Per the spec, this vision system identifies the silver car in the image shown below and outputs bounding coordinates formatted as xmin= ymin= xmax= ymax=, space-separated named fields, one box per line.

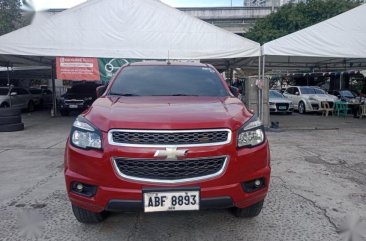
xmin=283 ymin=86 xmax=338 ymax=114
xmin=0 ymin=87 xmax=35 ymax=111
xmin=269 ymin=90 xmax=294 ymax=114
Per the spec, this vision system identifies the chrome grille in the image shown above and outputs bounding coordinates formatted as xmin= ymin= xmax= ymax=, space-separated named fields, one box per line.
xmin=65 ymin=100 xmax=84 ymax=104
xmin=109 ymin=129 xmax=231 ymax=147
xmin=113 ymin=156 xmax=227 ymax=183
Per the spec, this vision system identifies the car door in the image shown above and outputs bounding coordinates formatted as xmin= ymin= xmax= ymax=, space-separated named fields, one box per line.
xmin=283 ymin=87 xmax=295 ymax=103
xmin=9 ymin=88 xmax=23 ymax=108
xmin=291 ymin=87 xmax=302 ymax=107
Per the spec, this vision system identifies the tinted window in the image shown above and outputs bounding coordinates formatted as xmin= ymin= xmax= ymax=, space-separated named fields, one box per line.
xmin=340 ymin=90 xmax=354 ymax=98
xmin=70 ymin=84 xmax=98 ymax=93
xmin=30 ymin=89 xmax=42 ymax=94
xmin=300 ymin=87 xmax=325 ymax=94
xmin=110 ymin=66 xmax=228 ymax=97
xmin=0 ymin=88 xmax=9 ymax=95
xmin=270 ymin=90 xmax=284 ymax=98
xmin=13 ymin=88 xmax=28 ymax=95
xmin=286 ymin=87 xmax=294 ymax=95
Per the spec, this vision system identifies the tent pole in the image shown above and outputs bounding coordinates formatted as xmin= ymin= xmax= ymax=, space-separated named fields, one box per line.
xmin=51 ymin=60 xmax=57 ymax=117
xmin=7 ymin=65 xmax=12 ymax=107
xmin=339 ymin=72 xmax=342 ymax=90
xmin=262 ymin=54 xmax=266 ymax=125
xmin=258 ymin=54 xmax=262 ymax=119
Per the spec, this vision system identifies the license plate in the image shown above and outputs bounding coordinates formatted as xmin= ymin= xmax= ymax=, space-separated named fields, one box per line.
xmin=143 ymin=191 xmax=200 ymax=212
xmin=278 ymin=106 xmax=287 ymax=110
xmin=69 ymin=105 xmax=78 ymax=109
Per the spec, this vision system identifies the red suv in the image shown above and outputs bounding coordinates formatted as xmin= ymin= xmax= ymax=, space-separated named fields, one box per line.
xmin=64 ymin=62 xmax=271 ymax=223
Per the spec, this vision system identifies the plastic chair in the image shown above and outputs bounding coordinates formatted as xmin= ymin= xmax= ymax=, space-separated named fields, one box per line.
xmin=334 ymin=101 xmax=350 ymax=117
xmin=360 ymin=105 xmax=366 ymax=119
xmin=321 ymin=102 xmax=333 ymax=117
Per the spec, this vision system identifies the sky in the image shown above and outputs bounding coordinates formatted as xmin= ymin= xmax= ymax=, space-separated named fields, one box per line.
xmin=26 ymin=0 xmax=244 ymax=11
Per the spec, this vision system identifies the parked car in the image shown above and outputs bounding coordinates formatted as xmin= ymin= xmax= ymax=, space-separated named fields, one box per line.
xmin=269 ymin=90 xmax=294 ymax=114
xmin=58 ymin=82 xmax=101 ymax=116
xmin=283 ymin=86 xmax=338 ymax=114
xmin=64 ymin=62 xmax=271 ymax=223
xmin=0 ymin=87 xmax=36 ymax=111
xmin=328 ymin=90 xmax=363 ymax=103
xmin=29 ymin=88 xmax=53 ymax=108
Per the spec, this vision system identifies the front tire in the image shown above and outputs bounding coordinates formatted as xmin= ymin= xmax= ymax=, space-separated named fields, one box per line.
xmin=233 ymin=200 xmax=264 ymax=218
xmin=298 ymin=102 xmax=306 ymax=114
xmin=72 ymin=205 xmax=106 ymax=223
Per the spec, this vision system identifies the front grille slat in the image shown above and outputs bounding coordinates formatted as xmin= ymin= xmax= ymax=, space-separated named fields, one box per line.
xmin=114 ymin=157 xmax=226 ymax=181
xmin=110 ymin=130 xmax=230 ymax=146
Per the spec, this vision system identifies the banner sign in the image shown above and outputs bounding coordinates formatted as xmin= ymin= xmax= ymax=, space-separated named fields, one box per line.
xmin=56 ymin=57 xmax=100 ymax=81
xmin=98 ymin=58 xmax=131 ymax=82
xmin=56 ymin=57 xmax=197 ymax=84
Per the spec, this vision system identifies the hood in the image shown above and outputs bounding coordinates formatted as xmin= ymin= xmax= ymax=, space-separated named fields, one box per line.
xmin=84 ymin=96 xmax=252 ymax=132
xmin=269 ymin=98 xmax=292 ymax=104
xmin=303 ymin=94 xmax=337 ymax=101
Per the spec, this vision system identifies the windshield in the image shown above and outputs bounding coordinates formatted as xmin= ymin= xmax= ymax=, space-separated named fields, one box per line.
xmin=300 ymin=87 xmax=325 ymax=95
xmin=269 ymin=90 xmax=284 ymax=98
xmin=340 ymin=90 xmax=355 ymax=98
xmin=109 ymin=66 xmax=229 ymax=97
xmin=0 ymin=88 xmax=9 ymax=95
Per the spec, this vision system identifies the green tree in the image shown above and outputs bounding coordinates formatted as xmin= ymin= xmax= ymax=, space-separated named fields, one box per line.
xmin=245 ymin=0 xmax=362 ymax=44
xmin=0 ymin=0 xmax=22 ymax=36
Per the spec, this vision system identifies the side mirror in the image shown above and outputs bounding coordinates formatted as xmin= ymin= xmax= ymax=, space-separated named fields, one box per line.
xmin=10 ymin=92 xmax=17 ymax=96
xmin=230 ymin=86 xmax=240 ymax=98
xmin=295 ymin=92 xmax=299 ymax=95
xmin=96 ymin=85 xmax=107 ymax=98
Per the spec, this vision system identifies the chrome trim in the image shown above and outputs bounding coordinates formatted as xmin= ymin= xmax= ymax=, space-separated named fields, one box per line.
xmin=108 ymin=128 xmax=232 ymax=148
xmin=112 ymin=156 xmax=228 ymax=184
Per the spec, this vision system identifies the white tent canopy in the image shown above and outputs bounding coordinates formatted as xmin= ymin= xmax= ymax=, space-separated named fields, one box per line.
xmin=0 ymin=0 xmax=260 ymax=62
xmin=263 ymin=3 xmax=366 ymax=72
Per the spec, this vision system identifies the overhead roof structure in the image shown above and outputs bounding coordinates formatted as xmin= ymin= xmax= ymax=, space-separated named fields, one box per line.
xmin=0 ymin=0 xmax=260 ymax=67
xmin=262 ymin=3 xmax=366 ymax=72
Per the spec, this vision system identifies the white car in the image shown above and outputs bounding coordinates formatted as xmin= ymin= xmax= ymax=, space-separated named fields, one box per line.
xmin=283 ymin=86 xmax=338 ymax=114
xmin=269 ymin=90 xmax=294 ymax=114
xmin=0 ymin=87 xmax=36 ymax=111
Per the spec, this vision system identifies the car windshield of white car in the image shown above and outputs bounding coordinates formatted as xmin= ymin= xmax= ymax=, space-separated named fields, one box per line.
xmin=0 ymin=88 xmax=9 ymax=95
xmin=270 ymin=91 xmax=284 ymax=98
xmin=300 ymin=87 xmax=325 ymax=95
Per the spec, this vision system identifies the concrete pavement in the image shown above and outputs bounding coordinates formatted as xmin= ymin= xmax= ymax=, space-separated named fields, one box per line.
xmin=0 ymin=111 xmax=365 ymax=241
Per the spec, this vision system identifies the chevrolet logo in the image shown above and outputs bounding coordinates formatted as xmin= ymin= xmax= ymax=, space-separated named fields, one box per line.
xmin=154 ymin=147 xmax=188 ymax=160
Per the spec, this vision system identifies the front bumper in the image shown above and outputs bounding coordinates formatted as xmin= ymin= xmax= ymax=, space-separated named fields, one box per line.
xmin=269 ymin=104 xmax=294 ymax=113
xmin=64 ymin=134 xmax=271 ymax=213
xmin=304 ymin=100 xmax=334 ymax=112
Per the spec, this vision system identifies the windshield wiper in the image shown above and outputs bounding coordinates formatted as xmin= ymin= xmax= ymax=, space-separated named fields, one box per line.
xmin=109 ymin=92 xmax=140 ymax=96
xmin=170 ymin=94 xmax=199 ymax=96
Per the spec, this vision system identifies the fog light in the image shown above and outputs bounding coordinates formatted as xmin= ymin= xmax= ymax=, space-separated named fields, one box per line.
xmin=242 ymin=178 xmax=265 ymax=193
xmin=254 ymin=179 xmax=262 ymax=187
xmin=76 ymin=183 xmax=83 ymax=192
xmin=71 ymin=182 xmax=97 ymax=197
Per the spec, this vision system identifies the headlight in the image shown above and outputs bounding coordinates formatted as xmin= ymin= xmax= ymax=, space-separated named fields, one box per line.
xmin=70 ymin=116 xmax=102 ymax=150
xmin=269 ymin=102 xmax=275 ymax=105
xmin=237 ymin=116 xmax=265 ymax=148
